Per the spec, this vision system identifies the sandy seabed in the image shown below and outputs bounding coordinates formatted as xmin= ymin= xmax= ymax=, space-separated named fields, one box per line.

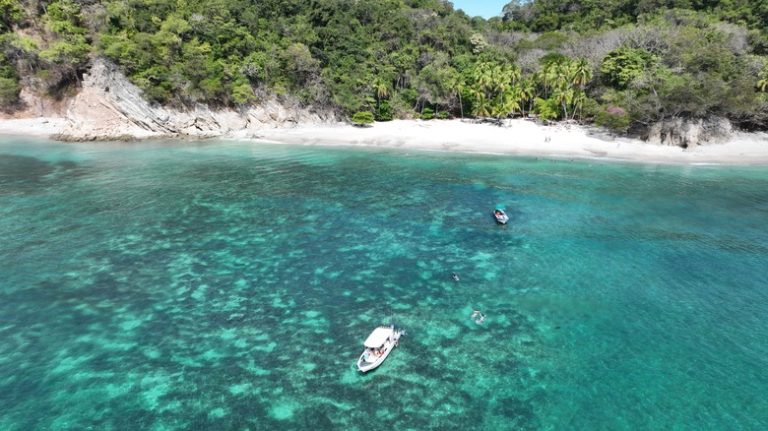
xmin=3 ymin=117 xmax=768 ymax=165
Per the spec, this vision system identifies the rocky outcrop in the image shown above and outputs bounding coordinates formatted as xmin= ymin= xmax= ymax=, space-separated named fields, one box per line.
xmin=56 ymin=58 xmax=337 ymax=141
xmin=645 ymin=117 xmax=733 ymax=149
xmin=0 ymin=89 xmax=68 ymax=120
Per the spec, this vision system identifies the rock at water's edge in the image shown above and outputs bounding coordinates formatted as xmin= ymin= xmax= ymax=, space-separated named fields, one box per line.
xmin=56 ymin=58 xmax=336 ymax=141
xmin=645 ymin=117 xmax=732 ymax=148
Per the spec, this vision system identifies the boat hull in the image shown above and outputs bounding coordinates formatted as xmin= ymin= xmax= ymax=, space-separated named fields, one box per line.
xmin=493 ymin=211 xmax=509 ymax=224
xmin=357 ymin=344 xmax=395 ymax=373
xmin=356 ymin=327 xmax=401 ymax=373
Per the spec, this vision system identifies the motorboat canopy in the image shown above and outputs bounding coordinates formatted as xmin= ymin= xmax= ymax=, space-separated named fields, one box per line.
xmin=357 ymin=325 xmax=403 ymax=373
xmin=364 ymin=326 xmax=394 ymax=348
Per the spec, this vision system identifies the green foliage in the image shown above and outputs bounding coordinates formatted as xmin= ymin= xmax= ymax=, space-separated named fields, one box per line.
xmin=376 ymin=100 xmax=394 ymax=121
xmin=351 ymin=111 xmax=375 ymax=126
xmin=282 ymin=43 xmax=319 ymax=83
xmin=420 ymin=107 xmax=435 ymax=120
xmin=533 ymin=97 xmax=559 ymax=122
xmin=2 ymin=0 xmax=767 ymax=135
xmin=0 ymin=77 xmax=20 ymax=108
xmin=0 ymin=40 xmax=21 ymax=108
xmin=466 ymin=60 xmax=522 ymax=118
xmin=388 ymin=92 xmax=416 ymax=118
xmin=20 ymin=0 xmax=93 ymax=95
xmin=90 ymin=0 xmax=482 ymax=109
xmin=537 ymin=58 xmax=594 ymax=120
xmin=0 ymin=50 xmax=15 ymax=78
xmin=601 ymin=48 xmax=657 ymax=88
xmin=595 ymin=106 xmax=631 ymax=133
xmin=470 ymin=33 xmax=489 ymax=54
xmin=231 ymin=78 xmax=256 ymax=106
xmin=457 ymin=54 xmax=596 ymax=121
xmin=40 ymin=37 xmax=90 ymax=65
xmin=503 ymin=0 xmax=768 ymax=39
xmin=592 ymin=14 xmax=766 ymax=127
xmin=758 ymin=65 xmax=768 ymax=92
xmin=0 ymin=0 xmax=24 ymax=33
xmin=530 ymin=32 xmax=569 ymax=51
xmin=579 ymin=96 xmax=601 ymax=119
xmin=539 ymin=52 xmax=567 ymax=66
xmin=45 ymin=0 xmax=87 ymax=36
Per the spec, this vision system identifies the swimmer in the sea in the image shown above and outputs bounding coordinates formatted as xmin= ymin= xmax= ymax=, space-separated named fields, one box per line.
xmin=471 ymin=310 xmax=486 ymax=324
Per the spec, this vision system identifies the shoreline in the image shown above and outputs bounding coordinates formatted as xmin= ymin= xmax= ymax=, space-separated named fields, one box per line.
xmin=244 ymin=119 xmax=768 ymax=166
xmin=0 ymin=117 xmax=69 ymax=138
xmin=2 ymin=117 xmax=768 ymax=165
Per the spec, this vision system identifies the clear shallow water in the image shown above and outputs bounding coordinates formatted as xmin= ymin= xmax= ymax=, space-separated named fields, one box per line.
xmin=1 ymin=138 xmax=767 ymax=430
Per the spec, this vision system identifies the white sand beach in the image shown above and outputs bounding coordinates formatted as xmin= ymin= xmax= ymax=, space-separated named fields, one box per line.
xmin=2 ymin=116 xmax=768 ymax=165
xmin=253 ymin=119 xmax=768 ymax=165
xmin=0 ymin=117 xmax=68 ymax=138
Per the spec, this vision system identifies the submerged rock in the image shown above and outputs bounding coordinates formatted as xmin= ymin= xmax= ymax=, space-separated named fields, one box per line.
xmin=645 ymin=117 xmax=732 ymax=149
xmin=56 ymin=58 xmax=337 ymax=141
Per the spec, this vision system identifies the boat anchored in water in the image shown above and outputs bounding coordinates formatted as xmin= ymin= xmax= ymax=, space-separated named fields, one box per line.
xmin=356 ymin=325 xmax=402 ymax=373
xmin=493 ymin=205 xmax=509 ymax=225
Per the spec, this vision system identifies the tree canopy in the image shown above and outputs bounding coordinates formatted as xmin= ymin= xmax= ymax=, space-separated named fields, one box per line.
xmin=1 ymin=0 xmax=767 ymax=132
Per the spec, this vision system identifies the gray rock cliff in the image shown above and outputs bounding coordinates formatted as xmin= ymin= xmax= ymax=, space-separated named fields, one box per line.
xmin=56 ymin=59 xmax=337 ymax=141
xmin=645 ymin=117 xmax=733 ymax=148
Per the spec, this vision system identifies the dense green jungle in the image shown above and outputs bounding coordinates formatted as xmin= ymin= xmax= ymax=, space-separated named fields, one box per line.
xmin=2 ymin=0 xmax=768 ymax=132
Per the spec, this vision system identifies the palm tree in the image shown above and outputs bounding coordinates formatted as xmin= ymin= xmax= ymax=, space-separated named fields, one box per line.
xmin=471 ymin=90 xmax=491 ymax=118
xmin=508 ymin=65 xmax=522 ymax=85
xmin=490 ymin=65 xmax=506 ymax=95
xmin=469 ymin=61 xmax=529 ymax=119
xmin=571 ymin=58 xmax=592 ymax=89
xmin=469 ymin=62 xmax=499 ymax=118
xmin=501 ymin=86 xmax=524 ymax=118
xmin=552 ymin=63 xmax=570 ymax=93
xmin=537 ymin=66 xmax=551 ymax=98
xmin=553 ymin=87 xmax=574 ymax=120
xmin=758 ymin=67 xmax=768 ymax=92
xmin=572 ymin=90 xmax=587 ymax=120
xmin=539 ymin=62 xmax=564 ymax=98
xmin=373 ymin=76 xmax=390 ymax=101
xmin=372 ymin=75 xmax=390 ymax=115
xmin=474 ymin=62 xmax=494 ymax=92
xmin=519 ymin=77 xmax=536 ymax=116
xmin=449 ymin=76 xmax=466 ymax=119
xmin=497 ymin=64 xmax=521 ymax=90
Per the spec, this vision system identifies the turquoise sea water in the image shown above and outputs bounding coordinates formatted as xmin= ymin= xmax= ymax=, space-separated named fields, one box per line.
xmin=1 ymin=138 xmax=767 ymax=430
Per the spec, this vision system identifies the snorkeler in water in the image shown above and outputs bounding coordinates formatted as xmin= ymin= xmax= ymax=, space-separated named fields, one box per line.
xmin=471 ymin=310 xmax=486 ymax=325
xmin=451 ymin=272 xmax=460 ymax=282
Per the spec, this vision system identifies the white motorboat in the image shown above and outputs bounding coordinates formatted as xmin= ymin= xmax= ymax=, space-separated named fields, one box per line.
xmin=356 ymin=325 xmax=402 ymax=373
xmin=493 ymin=206 xmax=509 ymax=225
